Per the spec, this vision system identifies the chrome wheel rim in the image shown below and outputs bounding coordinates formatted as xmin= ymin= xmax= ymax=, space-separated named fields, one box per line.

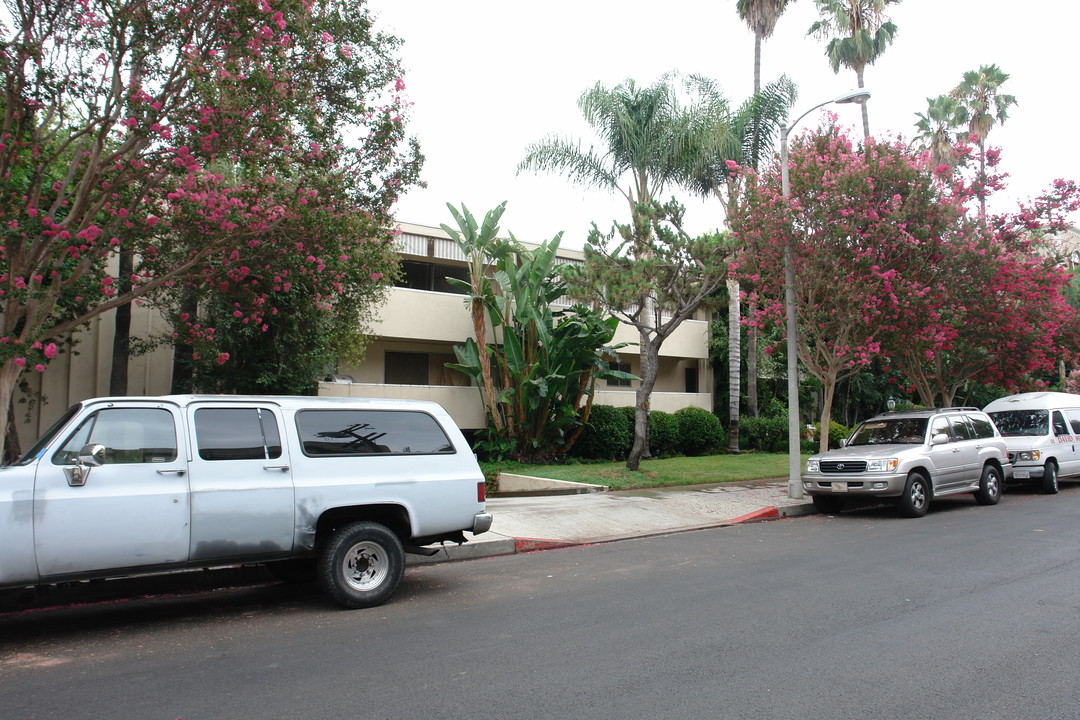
xmin=911 ymin=481 xmax=927 ymax=509
xmin=987 ymin=471 xmax=1000 ymax=498
xmin=341 ymin=541 xmax=388 ymax=592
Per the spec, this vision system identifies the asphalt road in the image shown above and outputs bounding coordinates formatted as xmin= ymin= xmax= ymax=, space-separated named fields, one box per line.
xmin=3 ymin=485 xmax=1080 ymax=720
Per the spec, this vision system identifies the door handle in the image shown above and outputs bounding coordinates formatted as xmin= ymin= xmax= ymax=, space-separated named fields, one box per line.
xmin=156 ymin=469 xmax=186 ymax=476
xmin=263 ymin=465 xmax=290 ymax=472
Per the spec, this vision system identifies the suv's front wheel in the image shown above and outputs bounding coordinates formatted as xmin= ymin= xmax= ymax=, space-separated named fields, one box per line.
xmin=974 ymin=464 xmax=1002 ymax=505
xmin=896 ymin=471 xmax=930 ymax=518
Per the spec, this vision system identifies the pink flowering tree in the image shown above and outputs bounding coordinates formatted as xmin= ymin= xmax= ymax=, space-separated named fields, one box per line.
xmin=886 ymin=178 xmax=1080 ymax=404
xmin=732 ymin=125 xmax=963 ymax=452
xmin=0 ymin=0 xmax=421 ymax=456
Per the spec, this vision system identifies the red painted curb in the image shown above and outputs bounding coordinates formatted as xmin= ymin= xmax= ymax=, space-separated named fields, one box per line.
xmin=514 ymin=537 xmax=581 ymax=552
xmin=729 ymin=506 xmax=780 ymax=524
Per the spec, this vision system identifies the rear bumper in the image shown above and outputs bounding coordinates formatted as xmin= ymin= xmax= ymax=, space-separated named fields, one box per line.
xmin=472 ymin=512 xmax=493 ymax=535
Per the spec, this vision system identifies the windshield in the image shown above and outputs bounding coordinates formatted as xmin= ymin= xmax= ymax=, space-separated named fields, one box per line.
xmin=988 ymin=409 xmax=1049 ymax=437
xmin=849 ymin=418 xmax=928 ymax=446
xmin=8 ymin=403 xmax=82 ymax=467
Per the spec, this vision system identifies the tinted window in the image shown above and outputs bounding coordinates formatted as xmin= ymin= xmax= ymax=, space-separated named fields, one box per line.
xmin=989 ymin=409 xmax=1048 ymax=437
xmin=53 ymin=408 xmax=177 ymax=465
xmin=949 ymin=415 xmax=975 ymax=440
xmin=297 ymin=410 xmax=454 ymax=456
xmin=1053 ymin=411 xmax=1070 ymax=436
xmin=195 ymin=408 xmax=282 ymax=461
xmin=930 ymin=417 xmax=951 ymax=440
xmin=967 ymin=414 xmax=995 ymax=439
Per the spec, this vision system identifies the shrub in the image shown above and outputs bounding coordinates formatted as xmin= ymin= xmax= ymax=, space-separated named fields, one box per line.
xmin=739 ymin=414 xmax=788 ymax=452
xmin=649 ymin=410 xmax=679 ymax=458
xmin=674 ymin=406 xmax=725 ymax=456
xmin=572 ymin=405 xmax=633 ymax=460
xmin=828 ymin=421 xmax=851 ymax=448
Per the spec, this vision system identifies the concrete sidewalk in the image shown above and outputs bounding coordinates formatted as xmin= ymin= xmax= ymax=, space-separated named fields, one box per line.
xmin=411 ymin=480 xmax=818 ymax=564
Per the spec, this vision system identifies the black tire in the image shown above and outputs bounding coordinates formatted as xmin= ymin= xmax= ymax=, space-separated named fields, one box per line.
xmin=974 ymin=464 xmax=1002 ymax=506
xmin=1042 ymin=462 xmax=1059 ymax=495
xmin=318 ymin=522 xmax=405 ymax=609
xmin=812 ymin=495 xmax=846 ymax=514
xmin=266 ymin=558 xmax=317 ymax=585
xmin=896 ymin=471 xmax=930 ymax=518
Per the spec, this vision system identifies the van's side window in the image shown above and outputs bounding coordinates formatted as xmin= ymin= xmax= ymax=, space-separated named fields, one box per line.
xmin=297 ymin=410 xmax=454 ymax=456
xmin=1053 ymin=411 xmax=1070 ymax=436
xmin=1065 ymin=409 xmax=1080 ymax=435
xmin=195 ymin=408 xmax=283 ymax=461
xmin=53 ymin=408 xmax=178 ymax=465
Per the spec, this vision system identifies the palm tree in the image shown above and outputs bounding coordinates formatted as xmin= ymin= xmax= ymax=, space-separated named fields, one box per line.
xmin=913 ymin=94 xmax=968 ymax=168
xmin=681 ymin=75 xmax=797 ymax=449
xmin=950 ymin=64 xmax=1017 ymax=220
xmin=736 ymin=0 xmax=798 ymax=94
xmin=519 ymin=75 xmax=732 ymax=469
xmin=808 ymin=0 xmax=900 ymax=138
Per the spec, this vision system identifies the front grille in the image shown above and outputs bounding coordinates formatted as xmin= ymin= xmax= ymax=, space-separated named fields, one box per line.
xmin=820 ymin=460 xmax=868 ymax=473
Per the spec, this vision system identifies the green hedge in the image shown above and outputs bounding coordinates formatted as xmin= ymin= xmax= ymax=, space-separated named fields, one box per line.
xmin=573 ymin=405 xmax=634 ymax=460
xmin=649 ymin=410 xmax=679 ymax=458
xmin=738 ymin=414 xmax=788 ymax=452
xmin=674 ymin=406 xmax=725 ymax=456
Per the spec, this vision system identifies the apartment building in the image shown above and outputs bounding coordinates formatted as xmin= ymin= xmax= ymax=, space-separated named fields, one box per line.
xmin=15 ymin=221 xmax=712 ymax=446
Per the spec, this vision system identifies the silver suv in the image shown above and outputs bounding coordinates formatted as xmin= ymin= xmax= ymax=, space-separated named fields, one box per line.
xmin=802 ymin=408 xmax=1012 ymax=517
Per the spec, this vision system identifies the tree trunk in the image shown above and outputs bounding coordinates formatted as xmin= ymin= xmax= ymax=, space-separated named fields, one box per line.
xmin=170 ymin=290 xmax=198 ymax=393
xmin=818 ymin=373 xmax=837 ymax=455
xmin=0 ymin=359 xmax=24 ymax=461
xmin=857 ymin=68 xmax=870 ymax=140
xmin=727 ymin=276 xmax=741 ymax=453
xmin=627 ymin=335 xmax=658 ymax=471
xmin=753 ymin=33 xmax=762 ymax=94
xmin=109 ymin=250 xmax=134 ymax=395
xmin=4 ymin=392 xmax=21 ymax=464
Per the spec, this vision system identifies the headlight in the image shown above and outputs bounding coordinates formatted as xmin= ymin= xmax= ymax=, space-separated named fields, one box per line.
xmin=806 ymin=459 xmax=820 ymax=473
xmin=866 ymin=458 xmax=899 ymax=472
xmin=1017 ymin=450 xmax=1041 ymax=462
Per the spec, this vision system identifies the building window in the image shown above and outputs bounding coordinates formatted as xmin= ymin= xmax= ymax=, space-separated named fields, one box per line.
xmin=607 ymin=362 xmax=631 ymax=387
xmin=396 ymin=260 xmax=469 ymax=294
xmin=685 ymin=367 xmax=699 ymax=394
xmin=384 ymin=351 xmax=429 ymax=385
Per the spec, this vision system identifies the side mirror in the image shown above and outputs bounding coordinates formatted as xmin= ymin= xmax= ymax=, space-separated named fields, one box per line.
xmin=79 ymin=443 xmax=106 ymax=467
xmin=839 ymin=438 xmax=848 ymax=448
xmin=65 ymin=443 xmax=106 ymax=486
xmin=931 ymin=433 xmax=950 ymax=446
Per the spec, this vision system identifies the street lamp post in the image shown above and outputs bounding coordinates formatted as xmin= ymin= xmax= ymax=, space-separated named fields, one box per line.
xmin=781 ymin=89 xmax=871 ymax=499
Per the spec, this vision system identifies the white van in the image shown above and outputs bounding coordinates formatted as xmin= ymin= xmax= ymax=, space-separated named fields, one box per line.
xmin=984 ymin=392 xmax=1080 ymax=494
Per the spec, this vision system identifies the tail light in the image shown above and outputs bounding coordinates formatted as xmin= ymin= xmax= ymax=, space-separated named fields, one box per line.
xmin=477 ymin=480 xmax=486 ymax=503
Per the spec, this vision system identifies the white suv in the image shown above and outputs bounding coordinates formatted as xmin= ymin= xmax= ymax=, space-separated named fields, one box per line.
xmin=802 ymin=408 xmax=1012 ymax=517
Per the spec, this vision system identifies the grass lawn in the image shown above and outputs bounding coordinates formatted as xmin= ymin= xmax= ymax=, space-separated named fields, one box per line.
xmin=502 ymin=453 xmax=809 ymax=491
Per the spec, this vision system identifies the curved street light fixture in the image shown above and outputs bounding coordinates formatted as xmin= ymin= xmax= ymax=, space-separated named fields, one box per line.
xmin=780 ymin=89 xmax=871 ymax=500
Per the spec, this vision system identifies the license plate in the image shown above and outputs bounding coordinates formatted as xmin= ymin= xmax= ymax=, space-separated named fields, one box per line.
xmin=1014 ymin=470 xmax=1030 ymax=479
xmin=832 ymin=481 xmax=848 ymax=493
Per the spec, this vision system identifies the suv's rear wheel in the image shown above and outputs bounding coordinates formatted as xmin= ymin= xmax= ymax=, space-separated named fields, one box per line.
xmin=318 ymin=521 xmax=404 ymax=609
xmin=812 ymin=495 xmax=846 ymax=514
xmin=896 ymin=471 xmax=930 ymax=518
xmin=1042 ymin=462 xmax=1059 ymax=495
xmin=974 ymin=464 xmax=1002 ymax=505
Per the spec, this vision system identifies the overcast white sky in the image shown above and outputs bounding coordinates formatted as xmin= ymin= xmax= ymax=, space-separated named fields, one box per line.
xmin=368 ymin=0 xmax=1078 ymax=248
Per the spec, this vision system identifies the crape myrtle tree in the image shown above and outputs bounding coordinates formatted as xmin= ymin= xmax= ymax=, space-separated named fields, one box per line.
xmin=0 ymin=0 xmax=421 ymax=456
xmin=562 ymin=200 xmax=729 ymax=470
xmin=732 ymin=124 xmax=962 ymax=453
xmin=886 ymin=175 xmax=1080 ymax=405
xmin=519 ymin=74 xmax=732 ymax=470
xmin=442 ymin=202 xmax=632 ymax=463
